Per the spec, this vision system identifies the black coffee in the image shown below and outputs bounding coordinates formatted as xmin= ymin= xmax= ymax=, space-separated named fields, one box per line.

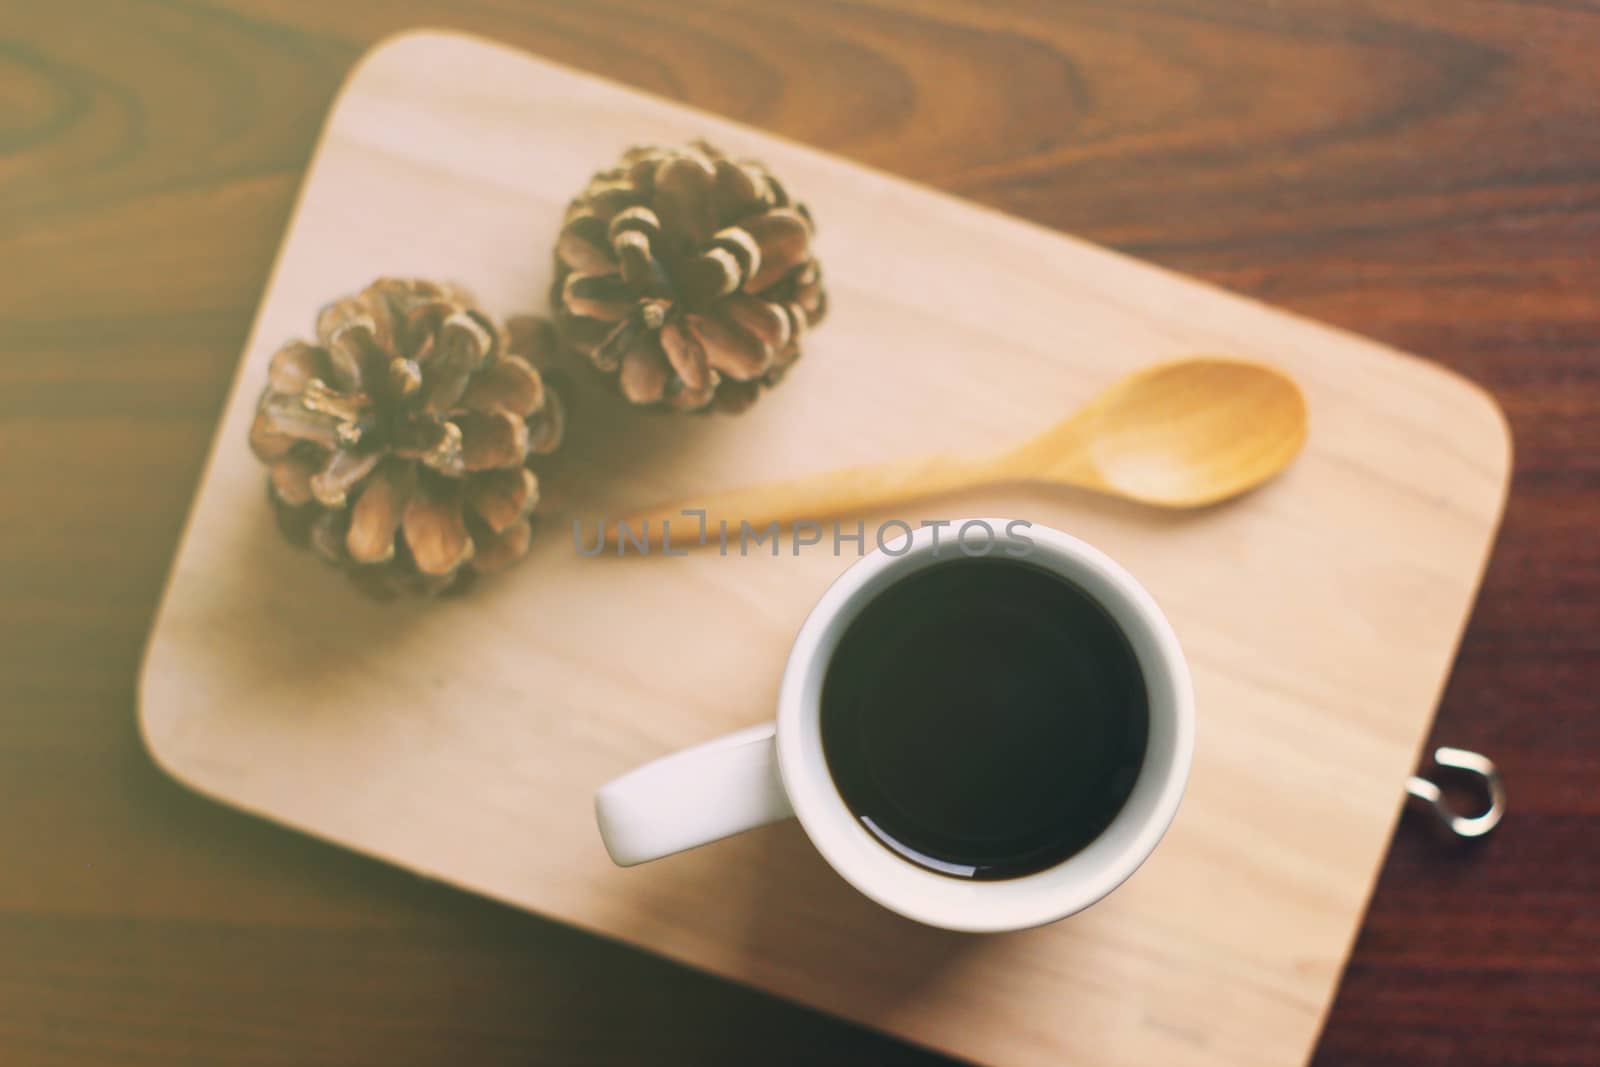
xmin=821 ymin=558 xmax=1148 ymax=881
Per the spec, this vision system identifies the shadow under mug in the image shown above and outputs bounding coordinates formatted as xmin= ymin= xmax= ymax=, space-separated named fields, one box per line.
xmin=595 ymin=519 xmax=1195 ymax=933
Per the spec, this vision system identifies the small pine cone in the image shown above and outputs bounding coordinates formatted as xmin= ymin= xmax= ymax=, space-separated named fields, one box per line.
xmin=551 ymin=140 xmax=827 ymax=414
xmin=248 ymin=278 xmax=568 ymax=597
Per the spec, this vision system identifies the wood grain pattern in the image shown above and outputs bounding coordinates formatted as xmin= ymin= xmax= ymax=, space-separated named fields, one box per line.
xmin=0 ymin=2 xmax=1595 ymax=1066
xmin=141 ymin=30 xmax=1510 ymax=1067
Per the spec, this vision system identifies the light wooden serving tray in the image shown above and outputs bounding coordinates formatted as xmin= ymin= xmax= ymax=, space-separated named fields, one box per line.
xmin=140 ymin=30 xmax=1511 ymax=1067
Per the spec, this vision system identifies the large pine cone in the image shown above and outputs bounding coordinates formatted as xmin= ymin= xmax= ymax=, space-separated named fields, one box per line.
xmin=552 ymin=140 xmax=827 ymax=414
xmin=248 ymin=278 xmax=567 ymax=597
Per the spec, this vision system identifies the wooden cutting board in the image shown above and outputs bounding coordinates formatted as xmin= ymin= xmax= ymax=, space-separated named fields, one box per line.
xmin=139 ymin=30 xmax=1511 ymax=1067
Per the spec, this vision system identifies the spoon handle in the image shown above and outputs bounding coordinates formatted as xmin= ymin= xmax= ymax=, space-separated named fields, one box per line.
xmin=612 ymin=452 xmax=1001 ymax=542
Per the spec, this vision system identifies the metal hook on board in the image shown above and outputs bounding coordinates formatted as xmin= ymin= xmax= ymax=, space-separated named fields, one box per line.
xmin=1406 ymin=747 xmax=1505 ymax=839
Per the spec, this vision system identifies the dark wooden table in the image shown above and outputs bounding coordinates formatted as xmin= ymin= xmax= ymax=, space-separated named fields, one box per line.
xmin=3 ymin=2 xmax=1596 ymax=1064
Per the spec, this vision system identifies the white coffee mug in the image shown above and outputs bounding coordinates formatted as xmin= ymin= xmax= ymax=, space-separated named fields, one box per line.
xmin=595 ymin=520 xmax=1194 ymax=933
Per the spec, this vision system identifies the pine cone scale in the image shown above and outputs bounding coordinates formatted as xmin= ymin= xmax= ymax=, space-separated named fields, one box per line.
xmin=712 ymin=158 xmax=763 ymax=214
xmin=346 ymin=460 xmax=410 ymax=564
xmin=741 ymin=209 xmax=811 ymax=293
xmin=268 ymin=341 xmax=327 ymax=394
xmin=658 ymin=320 xmax=710 ymax=391
xmin=558 ymin=214 xmax=615 ymax=275
xmin=619 ymin=338 xmax=672 ymax=405
xmin=471 ymin=517 xmax=533 ymax=574
xmin=310 ymin=448 xmax=381 ymax=509
xmin=459 ymin=355 xmax=545 ymax=417
xmin=467 ymin=467 xmax=537 ymax=534
xmin=270 ymin=457 xmax=316 ymax=507
xmin=651 ymin=154 xmax=719 ymax=246
xmin=685 ymin=312 xmax=767 ymax=381
xmin=524 ymin=390 xmax=565 ymax=455
xmin=403 ymin=480 xmax=473 ymax=577
xmin=458 ymin=410 xmax=528 ymax=471
xmin=719 ymin=292 xmax=790 ymax=351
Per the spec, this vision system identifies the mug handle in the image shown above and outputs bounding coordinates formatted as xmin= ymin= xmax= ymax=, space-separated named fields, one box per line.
xmin=595 ymin=723 xmax=794 ymax=866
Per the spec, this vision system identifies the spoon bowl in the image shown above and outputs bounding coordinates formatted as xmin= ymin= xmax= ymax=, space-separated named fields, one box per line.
xmin=1013 ymin=356 xmax=1309 ymax=508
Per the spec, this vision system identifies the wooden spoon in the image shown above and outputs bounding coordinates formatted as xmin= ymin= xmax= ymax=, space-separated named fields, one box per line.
xmin=615 ymin=356 xmax=1307 ymax=536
